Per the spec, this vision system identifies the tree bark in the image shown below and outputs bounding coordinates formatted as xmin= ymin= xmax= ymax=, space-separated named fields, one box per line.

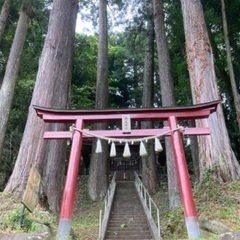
xmin=0 ymin=0 xmax=11 ymax=43
xmin=4 ymin=0 xmax=78 ymax=213
xmin=153 ymin=0 xmax=181 ymax=209
xmin=221 ymin=0 xmax=240 ymax=131
xmin=180 ymin=0 xmax=240 ymax=181
xmin=0 ymin=3 xmax=31 ymax=161
xmin=141 ymin=2 xmax=158 ymax=194
xmin=189 ymin=120 xmax=200 ymax=178
xmin=88 ymin=0 xmax=109 ymax=201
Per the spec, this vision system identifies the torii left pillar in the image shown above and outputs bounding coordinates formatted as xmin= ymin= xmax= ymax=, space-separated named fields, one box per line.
xmin=57 ymin=119 xmax=83 ymax=240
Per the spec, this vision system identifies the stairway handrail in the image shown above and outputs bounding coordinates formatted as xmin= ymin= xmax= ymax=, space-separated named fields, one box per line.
xmin=134 ymin=171 xmax=161 ymax=240
xmin=98 ymin=172 xmax=117 ymax=240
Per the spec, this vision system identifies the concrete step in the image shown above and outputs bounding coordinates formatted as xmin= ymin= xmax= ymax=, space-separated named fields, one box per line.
xmin=108 ymin=219 xmax=148 ymax=224
xmin=106 ymin=225 xmax=150 ymax=230
xmin=105 ymin=233 xmax=153 ymax=239
xmin=109 ymin=214 xmax=146 ymax=219
xmin=106 ymin=233 xmax=153 ymax=238
xmin=108 ymin=220 xmax=147 ymax=225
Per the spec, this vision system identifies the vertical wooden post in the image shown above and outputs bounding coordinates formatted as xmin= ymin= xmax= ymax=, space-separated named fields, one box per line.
xmin=57 ymin=119 xmax=84 ymax=240
xmin=168 ymin=116 xmax=200 ymax=239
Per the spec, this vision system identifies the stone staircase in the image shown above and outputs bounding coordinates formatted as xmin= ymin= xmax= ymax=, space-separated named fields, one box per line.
xmin=104 ymin=181 xmax=154 ymax=240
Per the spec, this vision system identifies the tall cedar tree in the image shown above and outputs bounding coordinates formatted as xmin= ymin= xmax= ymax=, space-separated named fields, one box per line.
xmin=153 ymin=0 xmax=181 ymax=209
xmin=88 ymin=0 xmax=109 ymax=201
xmin=0 ymin=0 xmax=11 ymax=43
xmin=180 ymin=0 xmax=240 ymax=180
xmin=141 ymin=1 xmax=158 ymax=194
xmin=221 ymin=0 xmax=240 ymax=131
xmin=5 ymin=0 xmax=78 ymax=212
xmin=0 ymin=3 xmax=31 ymax=161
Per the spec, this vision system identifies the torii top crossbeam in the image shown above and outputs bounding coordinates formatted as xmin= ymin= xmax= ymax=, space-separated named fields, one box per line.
xmin=34 ymin=100 xmax=219 ymax=140
xmin=34 ymin=100 xmax=218 ymax=122
xmin=34 ymin=100 xmax=219 ymax=240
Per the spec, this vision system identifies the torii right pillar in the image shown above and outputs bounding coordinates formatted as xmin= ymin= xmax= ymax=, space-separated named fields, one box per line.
xmin=169 ymin=115 xmax=200 ymax=239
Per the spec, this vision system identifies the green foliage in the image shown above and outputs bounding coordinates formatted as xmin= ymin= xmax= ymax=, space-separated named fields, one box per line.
xmin=72 ymin=29 xmax=147 ymax=109
xmin=73 ymin=34 xmax=98 ymax=86
xmin=71 ymin=85 xmax=95 ymax=109
xmin=108 ymin=30 xmax=146 ymax=108
xmin=1 ymin=206 xmax=33 ymax=232
xmin=71 ymin=34 xmax=98 ymax=109
xmin=19 ymin=1 xmax=49 ymax=80
xmin=1 ymin=207 xmax=47 ymax=232
xmin=0 ymin=192 xmax=57 ymax=234
xmin=70 ymin=176 xmax=101 ymax=239
xmin=31 ymin=207 xmax=57 ymax=231
xmin=195 ymin=177 xmax=240 ymax=231
xmin=153 ymin=187 xmax=187 ymax=239
xmin=2 ymin=207 xmax=56 ymax=233
xmin=196 ymin=167 xmax=218 ymax=186
xmin=0 ymin=79 xmax=35 ymax=189
xmin=213 ymin=208 xmax=234 ymax=219
xmin=152 ymin=174 xmax=240 ymax=239
xmin=1 ymin=207 xmax=22 ymax=227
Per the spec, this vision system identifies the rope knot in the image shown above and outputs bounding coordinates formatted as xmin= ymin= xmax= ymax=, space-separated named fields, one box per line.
xmin=177 ymin=125 xmax=185 ymax=134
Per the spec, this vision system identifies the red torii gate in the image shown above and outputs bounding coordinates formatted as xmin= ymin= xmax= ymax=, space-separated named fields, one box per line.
xmin=34 ymin=100 xmax=219 ymax=240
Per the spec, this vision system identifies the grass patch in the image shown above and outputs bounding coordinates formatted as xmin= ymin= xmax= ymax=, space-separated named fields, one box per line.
xmin=71 ymin=176 xmax=101 ymax=239
xmin=0 ymin=192 xmax=57 ymax=234
xmin=152 ymin=175 xmax=240 ymax=239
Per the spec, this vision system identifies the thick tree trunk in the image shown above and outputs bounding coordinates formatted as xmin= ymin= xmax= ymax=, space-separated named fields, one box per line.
xmin=4 ymin=0 xmax=78 ymax=213
xmin=221 ymin=0 xmax=240 ymax=131
xmin=141 ymin=3 xmax=158 ymax=194
xmin=88 ymin=136 xmax=109 ymax=200
xmin=180 ymin=0 xmax=240 ymax=181
xmin=153 ymin=0 xmax=181 ymax=209
xmin=189 ymin=120 xmax=200 ymax=178
xmin=142 ymin=3 xmax=154 ymax=109
xmin=43 ymin=126 xmax=67 ymax=213
xmin=0 ymin=3 xmax=31 ymax=160
xmin=88 ymin=0 xmax=109 ymax=201
xmin=0 ymin=0 xmax=11 ymax=43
